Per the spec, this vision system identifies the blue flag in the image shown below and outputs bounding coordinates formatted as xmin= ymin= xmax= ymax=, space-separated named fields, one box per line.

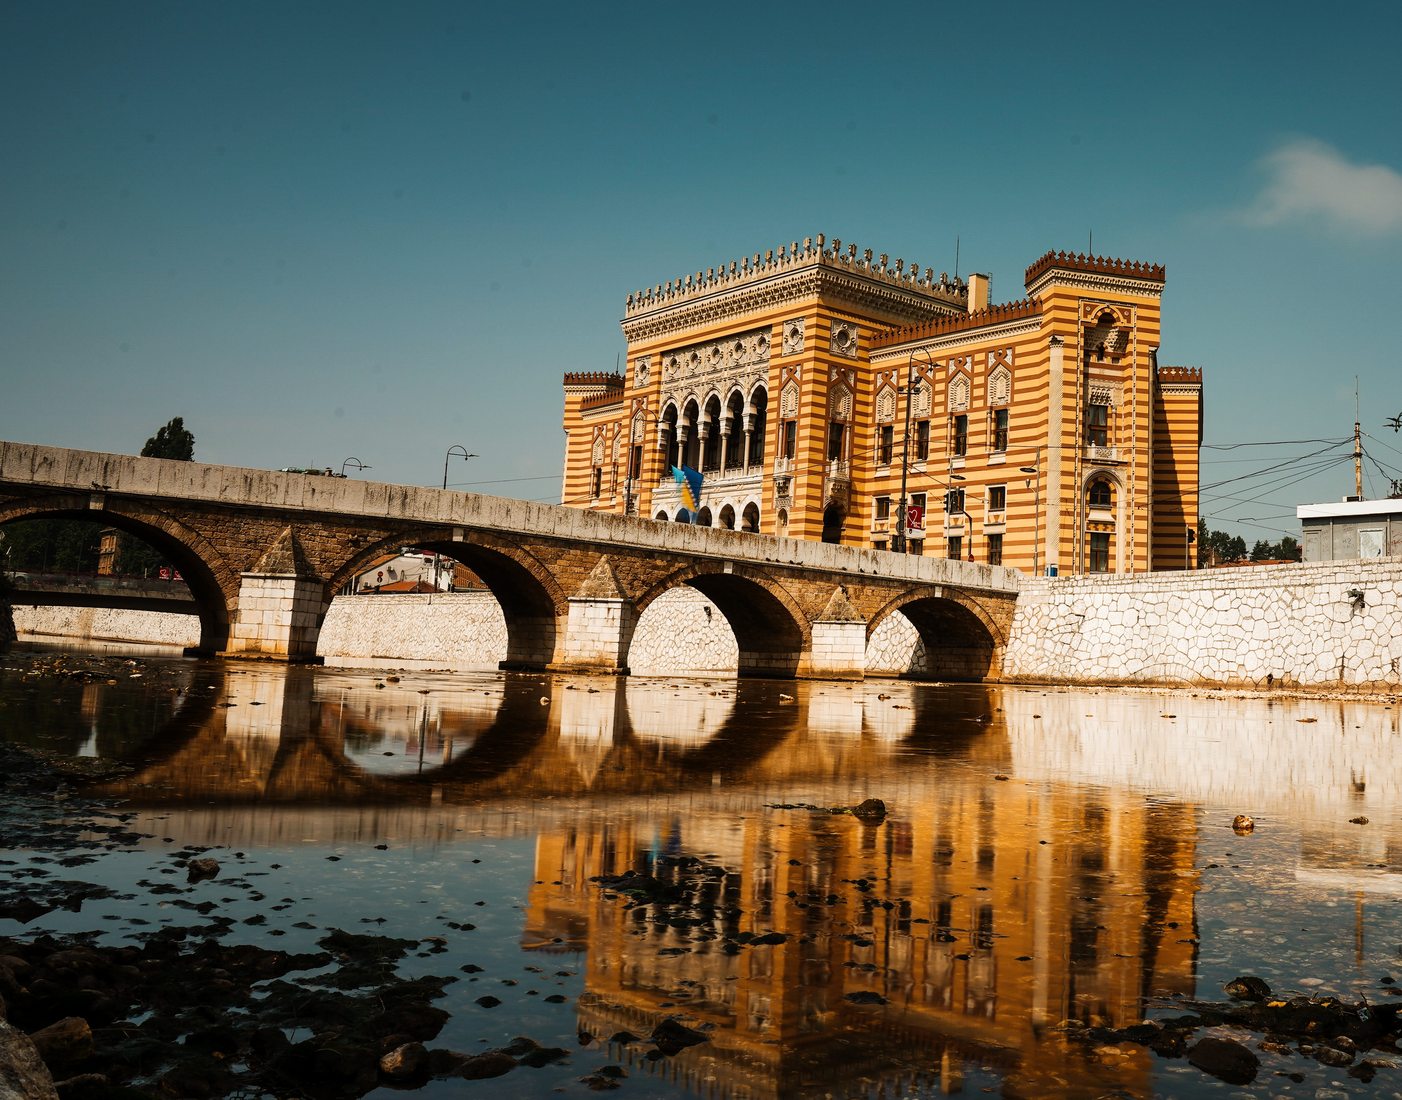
xmin=671 ymin=464 xmax=703 ymax=514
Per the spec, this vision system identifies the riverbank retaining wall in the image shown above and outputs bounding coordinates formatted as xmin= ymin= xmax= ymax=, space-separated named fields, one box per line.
xmin=12 ymin=556 xmax=1402 ymax=692
xmin=1001 ymin=556 xmax=1402 ymax=692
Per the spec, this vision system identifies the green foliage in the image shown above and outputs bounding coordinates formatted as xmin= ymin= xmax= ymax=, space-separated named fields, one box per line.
xmin=2 ymin=519 xmax=103 ymax=572
xmin=1196 ymin=519 xmax=1299 ymax=566
xmin=142 ymin=417 xmax=195 ymax=461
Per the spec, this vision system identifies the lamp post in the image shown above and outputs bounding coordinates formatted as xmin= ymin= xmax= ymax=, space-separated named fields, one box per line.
xmin=442 ymin=446 xmax=477 ymax=490
xmin=895 ymin=348 xmax=936 ymax=554
xmin=341 ymin=457 xmax=371 ymax=478
xmin=1019 ymin=445 xmax=1042 ymax=575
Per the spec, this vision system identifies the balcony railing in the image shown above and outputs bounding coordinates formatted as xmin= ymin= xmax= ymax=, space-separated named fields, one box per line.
xmin=1084 ymin=444 xmax=1121 ymax=463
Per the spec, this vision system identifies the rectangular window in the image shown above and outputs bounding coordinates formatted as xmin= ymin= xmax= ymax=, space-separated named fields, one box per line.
xmin=590 ymin=467 xmax=602 ymax=499
xmin=944 ymin=488 xmax=965 ymax=515
xmin=1089 ymin=532 xmax=1110 ymax=572
xmin=987 ymin=532 xmax=1003 ymax=566
xmin=875 ymin=496 xmax=891 ymax=520
xmin=879 ymin=425 xmax=894 ymax=465
xmin=872 ymin=539 xmax=887 ymax=552
xmin=952 ymin=415 xmax=968 ymax=456
xmin=988 ymin=484 xmax=1006 ymax=512
xmin=911 ymin=492 xmax=926 ymax=515
xmin=629 ymin=445 xmax=642 ymax=481
xmin=916 ymin=419 xmax=930 ymax=461
xmin=782 ymin=420 xmax=797 ymax=459
xmin=827 ymin=422 xmax=846 ymax=461
xmin=1087 ymin=403 xmax=1109 ymax=447
xmin=947 ymin=536 xmax=962 ymax=560
xmin=992 ymin=408 xmax=1009 ymax=452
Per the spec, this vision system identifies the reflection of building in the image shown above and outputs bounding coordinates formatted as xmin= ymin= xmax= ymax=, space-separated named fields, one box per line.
xmin=525 ymin=776 xmax=1198 ymax=1098
xmin=562 ymin=238 xmax=1202 ymax=574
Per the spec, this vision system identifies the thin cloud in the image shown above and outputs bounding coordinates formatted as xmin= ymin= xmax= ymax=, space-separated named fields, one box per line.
xmin=1241 ymin=138 xmax=1402 ymax=234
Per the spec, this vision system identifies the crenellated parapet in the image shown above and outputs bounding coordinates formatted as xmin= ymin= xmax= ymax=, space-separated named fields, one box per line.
xmin=1024 ymin=250 xmax=1166 ymax=287
xmin=1156 ymin=366 xmax=1202 ymax=384
xmin=563 ymin=371 xmax=624 ymax=390
xmin=872 ymin=299 xmax=1043 ymax=350
xmin=621 ymin=234 xmax=969 ymax=343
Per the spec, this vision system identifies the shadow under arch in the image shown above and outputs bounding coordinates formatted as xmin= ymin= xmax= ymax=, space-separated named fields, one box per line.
xmin=0 ymin=495 xmax=235 ymax=654
xmin=327 ymin=531 xmax=567 ymax=670
xmin=867 ymin=591 xmax=1004 ymax=681
xmin=635 ymin=565 xmax=808 ymax=678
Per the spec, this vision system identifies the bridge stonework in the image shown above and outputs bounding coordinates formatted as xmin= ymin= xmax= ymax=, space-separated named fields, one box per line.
xmin=0 ymin=442 xmax=1019 ymax=680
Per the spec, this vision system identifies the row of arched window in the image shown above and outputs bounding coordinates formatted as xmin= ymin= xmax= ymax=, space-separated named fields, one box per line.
xmin=659 ymin=387 xmax=769 ymax=473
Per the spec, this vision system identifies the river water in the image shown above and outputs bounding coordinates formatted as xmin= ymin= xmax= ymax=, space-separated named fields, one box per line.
xmin=3 ymin=642 xmax=1402 ymax=1099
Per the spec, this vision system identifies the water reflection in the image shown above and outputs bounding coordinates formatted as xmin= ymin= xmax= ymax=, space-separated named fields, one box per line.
xmin=6 ymin=653 xmax=1402 ymax=1097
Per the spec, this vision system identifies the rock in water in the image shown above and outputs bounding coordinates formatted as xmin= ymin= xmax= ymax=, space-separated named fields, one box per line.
xmin=0 ymin=1019 xmax=59 ymax=1100
xmin=1188 ymin=1036 xmax=1259 ymax=1085
xmin=1231 ymin=814 xmax=1255 ymax=834
xmin=380 ymin=1041 xmax=427 ymax=1079
xmin=852 ymin=799 xmax=887 ymax=823
xmin=186 ymin=857 xmax=220 ymax=883
xmin=1224 ymin=975 xmax=1272 ymax=1001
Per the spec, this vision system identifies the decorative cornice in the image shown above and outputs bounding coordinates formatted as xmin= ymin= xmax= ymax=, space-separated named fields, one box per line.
xmin=1156 ymin=365 xmax=1202 ymax=384
xmin=579 ymin=390 xmax=625 ymax=412
xmin=621 ymin=234 xmax=967 ymax=344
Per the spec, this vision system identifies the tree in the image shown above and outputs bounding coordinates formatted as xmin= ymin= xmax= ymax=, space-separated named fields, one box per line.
xmin=142 ymin=417 xmax=195 ymax=461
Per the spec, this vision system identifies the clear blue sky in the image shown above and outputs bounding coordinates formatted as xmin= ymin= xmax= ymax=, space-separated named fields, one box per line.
xmin=4 ymin=1 xmax=1401 ymax=544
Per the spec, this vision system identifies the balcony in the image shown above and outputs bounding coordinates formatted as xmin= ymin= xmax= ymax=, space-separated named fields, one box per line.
xmin=1084 ymin=444 xmax=1122 ymax=464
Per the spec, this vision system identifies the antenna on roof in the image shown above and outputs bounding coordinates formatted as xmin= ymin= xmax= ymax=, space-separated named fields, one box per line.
xmin=1088 ymin=229 xmax=1093 ymax=255
xmin=954 ymin=236 xmax=960 ymax=280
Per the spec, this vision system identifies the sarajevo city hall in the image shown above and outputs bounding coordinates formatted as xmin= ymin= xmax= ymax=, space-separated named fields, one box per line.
xmin=561 ymin=235 xmax=1202 ymax=575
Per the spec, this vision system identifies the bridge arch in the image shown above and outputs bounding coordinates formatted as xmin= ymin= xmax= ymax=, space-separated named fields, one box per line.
xmin=0 ymin=495 xmax=236 ymax=654
xmin=634 ymin=564 xmax=809 ymax=678
xmin=324 ymin=529 xmax=567 ymax=670
xmin=866 ymin=589 xmax=1006 ymax=681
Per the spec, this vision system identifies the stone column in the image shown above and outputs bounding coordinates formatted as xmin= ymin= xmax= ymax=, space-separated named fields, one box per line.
xmin=551 ymin=557 xmax=638 ymax=675
xmin=803 ymin=586 xmax=868 ymax=680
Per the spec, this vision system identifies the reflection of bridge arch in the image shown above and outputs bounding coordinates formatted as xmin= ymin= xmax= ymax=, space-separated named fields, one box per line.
xmin=634 ymin=566 xmax=808 ymax=678
xmin=867 ymin=590 xmax=1005 ymax=681
xmin=0 ymin=495 xmax=234 ymax=654
xmin=326 ymin=530 xmax=567 ymax=670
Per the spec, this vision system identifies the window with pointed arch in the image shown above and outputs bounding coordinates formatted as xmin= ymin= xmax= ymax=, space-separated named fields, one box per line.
xmin=1088 ymin=477 xmax=1113 ymax=511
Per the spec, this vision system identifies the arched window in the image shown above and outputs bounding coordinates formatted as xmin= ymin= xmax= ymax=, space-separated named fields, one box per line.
xmin=696 ymin=507 xmax=713 ymax=527
xmin=741 ymin=502 xmax=760 ymax=533
xmin=724 ymin=392 xmax=745 ymax=470
xmin=701 ymin=395 xmax=723 ymax=472
xmin=828 ymin=385 xmax=852 ymax=463
xmin=680 ymin=398 xmax=701 ymax=469
xmin=1088 ymin=478 xmax=1113 ymax=509
xmin=654 ymin=509 xmax=669 ymax=522
xmin=719 ymin=504 xmax=736 ymax=529
xmin=747 ymin=388 xmax=768 ymax=467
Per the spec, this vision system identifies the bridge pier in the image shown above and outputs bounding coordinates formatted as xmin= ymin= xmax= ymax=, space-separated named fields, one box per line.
xmin=225 ymin=573 xmax=326 ymax=662
xmin=549 ymin=560 xmax=637 ymax=674
xmin=551 ymin=595 xmax=638 ymax=675
xmin=803 ymin=587 xmax=868 ymax=681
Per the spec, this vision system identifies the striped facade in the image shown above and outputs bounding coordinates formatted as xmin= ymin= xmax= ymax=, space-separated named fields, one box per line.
xmin=561 ymin=238 xmax=1202 ymax=575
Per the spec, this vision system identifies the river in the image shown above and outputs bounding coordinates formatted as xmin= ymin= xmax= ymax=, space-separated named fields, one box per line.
xmin=2 ymin=642 xmax=1400 ymax=1098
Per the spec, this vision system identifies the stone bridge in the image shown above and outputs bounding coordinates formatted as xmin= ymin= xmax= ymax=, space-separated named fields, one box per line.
xmin=0 ymin=441 xmax=1020 ymax=680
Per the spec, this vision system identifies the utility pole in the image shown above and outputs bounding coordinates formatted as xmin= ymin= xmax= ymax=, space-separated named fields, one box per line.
xmin=1354 ymin=419 xmax=1364 ymax=501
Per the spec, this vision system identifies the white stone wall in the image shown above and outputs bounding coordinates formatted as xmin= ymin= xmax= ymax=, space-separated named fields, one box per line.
xmin=14 ymin=605 xmax=199 ymax=647
xmin=627 ymin=587 xmax=738 ymax=674
xmin=1002 ymin=557 xmax=1402 ymax=691
xmin=317 ymin=592 xmax=507 ymax=669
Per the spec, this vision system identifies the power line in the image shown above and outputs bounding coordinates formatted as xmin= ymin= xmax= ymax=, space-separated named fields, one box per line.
xmin=1202 ymin=436 xmax=1350 ymax=451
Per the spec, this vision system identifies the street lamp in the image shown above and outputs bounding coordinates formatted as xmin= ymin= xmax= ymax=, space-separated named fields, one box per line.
xmin=895 ymin=348 xmax=936 ymax=554
xmin=341 ymin=457 xmax=371 ymax=478
xmin=442 ymin=446 xmax=478 ymax=490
